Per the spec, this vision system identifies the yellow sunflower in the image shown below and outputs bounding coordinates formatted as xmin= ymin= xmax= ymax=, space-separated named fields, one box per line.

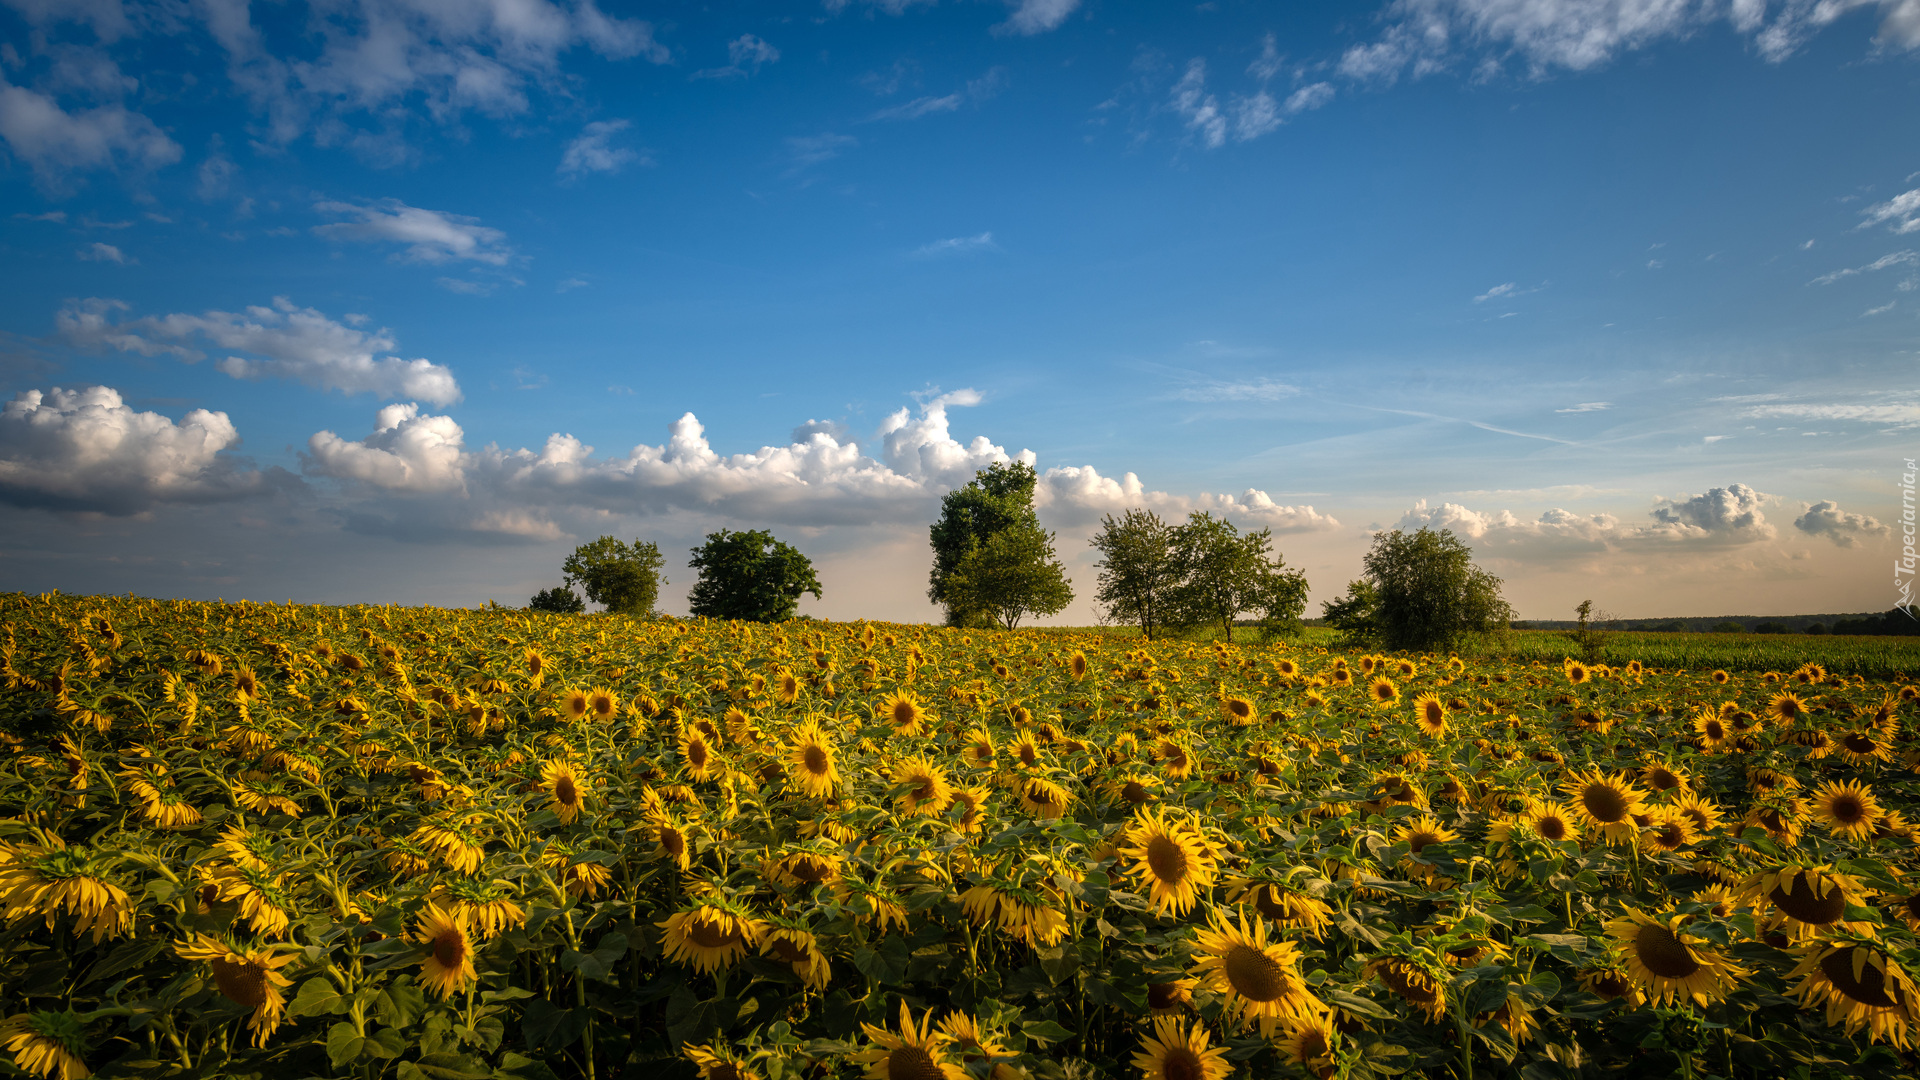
xmin=853 ymin=1002 xmax=969 ymax=1080
xmin=1278 ymin=1015 xmax=1340 ymax=1080
xmin=1812 ymin=780 xmax=1883 ymax=841
xmin=1768 ymin=691 xmax=1808 ymax=725
xmin=0 ymin=839 xmax=132 ymax=942
xmin=659 ymin=902 xmax=767 ymax=975
xmin=1117 ymin=807 xmax=1218 ymax=916
xmin=1018 ymin=777 xmax=1074 ymax=819
xmin=894 ymin=756 xmax=954 ymax=816
xmin=1189 ymin=908 xmax=1324 ymax=1034
xmin=1131 ymin=1015 xmax=1231 ymax=1080
xmin=1368 ymin=677 xmax=1400 ymax=707
xmin=1410 ymin=693 xmax=1448 ymax=737
xmin=1561 ymin=769 xmax=1647 ymax=844
xmin=559 ymin=688 xmax=590 ymax=721
xmin=1365 ymin=955 xmax=1448 ymax=1022
xmin=960 ymin=727 xmax=997 ymax=768
xmin=684 ymin=1042 xmax=757 ymax=1080
xmin=1527 ymin=801 xmax=1581 ymax=844
xmin=1563 ymin=659 xmax=1590 ymax=684
xmin=1788 ymin=942 xmax=1920 ymax=1048
xmin=540 ymin=759 xmax=589 ymax=824
xmin=933 ymin=1012 xmax=1019 ymax=1080
xmin=587 ymin=686 xmax=618 ymax=721
xmin=1222 ymin=695 xmax=1256 ymax=726
xmin=787 ymin=722 xmax=840 ymax=798
xmin=1740 ymin=865 xmax=1874 ymax=941
xmin=877 ymin=691 xmax=929 ymax=737
xmin=1604 ymin=908 xmax=1746 ymax=1007
xmin=411 ymin=903 xmax=477 ymax=999
xmin=761 ymin=926 xmax=832 ymax=989
xmin=1395 ymin=815 xmax=1459 ymax=885
xmin=1146 ymin=979 xmax=1197 ymax=1015
xmin=174 ymin=934 xmax=296 ymax=1046
xmin=679 ymin=728 xmax=719 ymax=781
xmin=0 ymin=1011 xmax=89 ymax=1080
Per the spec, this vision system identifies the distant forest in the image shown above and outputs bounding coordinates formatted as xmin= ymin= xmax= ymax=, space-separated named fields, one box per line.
xmin=1505 ymin=610 xmax=1920 ymax=636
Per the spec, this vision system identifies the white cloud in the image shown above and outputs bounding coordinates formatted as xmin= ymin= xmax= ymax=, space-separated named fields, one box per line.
xmin=558 ymin=119 xmax=642 ymax=178
xmin=1248 ymin=33 xmax=1285 ymax=81
xmin=914 ymin=232 xmax=996 ymax=257
xmin=59 ymin=296 xmax=463 ymax=404
xmin=1284 ymin=82 xmax=1335 ymax=113
xmin=1171 ymin=60 xmax=1227 ymax=148
xmin=993 ymin=0 xmax=1081 ymax=37
xmin=1171 ymin=378 xmax=1300 ymax=402
xmin=1555 ymin=401 xmax=1610 ymax=412
xmin=1231 ymin=92 xmax=1281 ymax=141
xmin=312 ymin=199 xmax=512 ymax=265
xmin=307 ymin=403 xmax=467 ymax=493
xmin=556 ymin=277 xmax=589 ymax=292
xmin=15 ymin=210 xmax=67 ymax=222
xmin=0 ymin=385 xmax=274 ymax=514
xmin=1865 ymin=300 xmax=1897 ymax=316
xmin=872 ymin=94 xmax=964 ymax=121
xmin=1394 ymin=482 xmax=1781 ymax=556
xmin=1647 ymin=483 xmax=1775 ymax=541
xmin=1795 ymin=501 xmax=1890 ymax=547
xmin=1740 ymin=401 xmax=1920 ymax=428
xmin=77 ymin=241 xmax=131 ymax=264
xmin=1862 ymin=189 xmax=1920 ymax=234
xmin=1810 ymin=250 xmax=1917 ymax=285
xmin=435 ymin=277 xmax=496 ymax=296
xmin=693 ymin=34 xmax=781 ymax=79
xmin=0 ymin=76 xmax=180 ymax=186
xmin=0 ymin=0 xmax=133 ymax=43
xmin=786 ymin=133 xmax=857 ymax=172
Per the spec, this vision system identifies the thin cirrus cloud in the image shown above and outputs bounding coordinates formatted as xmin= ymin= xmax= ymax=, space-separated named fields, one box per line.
xmin=1808 ymin=250 xmax=1916 ymax=285
xmin=558 ymin=120 xmax=645 ymax=179
xmin=1473 ymin=281 xmax=1545 ymax=303
xmin=1859 ymin=189 xmax=1920 ymax=234
xmin=785 ymin=133 xmax=857 ymax=174
xmin=914 ymin=232 xmax=995 ymax=257
xmin=58 ymin=296 xmax=463 ymax=405
xmin=692 ymin=34 xmax=781 ymax=79
xmin=77 ymin=241 xmax=132 ymax=264
xmin=870 ymin=66 xmax=1008 ymax=121
xmin=1554 ymin=402 xmax=1610 ymax=413
xmin=1170 ymin=378 xmax=1300 ymax=403
xmin=312 ymin=199 xmax=513 ymax=266
xmin=1168 ymin=53 xmax=1333 ymax=150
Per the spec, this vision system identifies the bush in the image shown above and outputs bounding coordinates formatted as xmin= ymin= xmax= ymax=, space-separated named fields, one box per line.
xmin=528 ymin=586 xmax=584 ymax=614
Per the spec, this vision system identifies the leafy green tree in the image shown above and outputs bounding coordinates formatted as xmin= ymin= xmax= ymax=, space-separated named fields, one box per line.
xmin=687 ymin=529 xmax=823 ymax=622
xmin=928 ymin=462 xmax=1042 ymax=627
xmin=1089 ymin=509 xmax=1178 ymax=640
xmin=1361 ymin=527 xmax=1512 ymax=651
xmin=528 ymin=586 xmax=585 ymax=614
xmin=1320 ymin=579 xmax=1381 ymax=645
xmin=1166 ymin=512 xmax=1309 ymax=642
xmin=941 ymin=520 xmax=1074 ymax=630
xmin=561 ymin=537 xmax=665 ymax=615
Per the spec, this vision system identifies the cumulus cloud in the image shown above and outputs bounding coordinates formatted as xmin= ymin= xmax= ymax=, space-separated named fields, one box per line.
xmin=1794 ymin=500 xmax=1890 ymax=547
xmin=1648 ymin=483 xmax=1775 ymax=541
xmin=1861 ymin=189 xmax=1920 ymax=235
xmin=1337 ymin=0 xmax=1920 ymax=85
xmin=993 ymin=0 xmax=1081 ymax=36
xmin=0 ymin=385 xmax=279 ymax=514
xmin=0 ymin=76 xmax=180 ymax=187
xmin=1394 ymin=483 xmax=1782 ymax=556
xmin=312 ymin=199 xmax=512 ymax=265
xmin=59 ymin=296 xmax=462 ymax=404
xmin=1809 ymin=250 xmax=1916 ymax=285
xmin=558 ymin=119 xmax=642 ymax=178
xmin=307 ymin=402 xmax=467 ymax=493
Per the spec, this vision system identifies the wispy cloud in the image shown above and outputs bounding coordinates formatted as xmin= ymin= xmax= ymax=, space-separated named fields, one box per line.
xmin=1171 ymin=378 xmax=1300 ymax=402
xmin=558 ymin=120 xmax=646 ymax=179
xmin=313 ymin=200 xmax=512 ymax=266
xmin=1809 ymin=250 xmax=1917 ymax=285
xmin=785 ymin=133 xmax=856 ymax=174
xmin=1554 ymin=401 xmax=1610 ymax=413
xmin=992 ymin=0 xmax=1081 ymax=37
xmin=693 ymin=34 xmax=781 ymax=80
xmin=77 ymin=241 xmax=132 ymax=264
xmin=1860 ymin=189 xmax=1920 ymax=235
xmin=914 ymin=232 xmax=996 ymax=257
xmin=1741 ymin=401 xmax=1920 ymax=428
xmin=1473 ymin=281 xmax=1545 ymax=303
xmin=1864 ymin=301 xmax=1896 ymax=317
xmin=870 ymin=67 xmax=1006 ymax=121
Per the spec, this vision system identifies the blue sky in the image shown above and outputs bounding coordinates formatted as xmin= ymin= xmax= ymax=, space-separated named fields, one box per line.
xmin=1 ymin=0 xmax=1915 ymax=621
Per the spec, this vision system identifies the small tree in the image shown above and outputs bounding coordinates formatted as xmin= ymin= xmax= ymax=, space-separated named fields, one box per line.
xmin=1567 ymin=599 xmax=1612 ymax=663
xmin=941 ymin=520 xmax=1074 ymax=630
xmin=688 ymin=529 xmax=823 ymax=622
xmin=929 ymin=462 xmax=1042 ymax=628
xmin=1089 ymin=509 xmax=1178 ymax=640
xmin=528 ymin=586 xmax=585 ymax=614
xmin=561 ymin=536 xmax=665 ymax=615
xmin=1361 ymin=527 xmax=1511 ymax=652
xmin=1166 ymin=512 xmax=1309 ymax=642
xmin=1320 ymin=579 xmax=1381 ymax=646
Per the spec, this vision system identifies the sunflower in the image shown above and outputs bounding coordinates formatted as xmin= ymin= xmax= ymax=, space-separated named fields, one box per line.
xmin=679 ymin=729 xmax=719 ymax=781
xmin=1837 ymin=727 xmax=1897 ymax=767
xmin=960 ymin=728 xmax=996 ymax=768
xmin=1147 ymin=979 xmax=1197 ymax=1015
xmin=559 ymin=688 xmax=590 ymax=721
xmin=1155 ymin=738 xmax=1195 ymax=779
xmin=1639 ymin=807 xmax=1698 ymax=853
xmin=540 ymin=759 xmax=589 ymax=824
xmin=587 ymin=687 xmax=618 ymax=721
xmin=1741 ymin=865 xmax=1874 ymax=941
xmin=1639 ymin=761 xmax=1690 ymax=796
xmin=1562 ymin=769 xmax=1647 ymax=844
xmin=233 ymin=778 xmax=301 ymax=818
xmin=1769 ymin=692 xmax=1808 ymax=725
xmin=1605 ymin=908 xmax=1746 ymax=1006
xmin=1118 ymin=808 xmax=1218 ymax=916
xmin=1069 ymin=650 xmax=1089 ymax=680
xmin=877 ymin=691 xmax=929 ymax=737
xmin=761 ymin=925 xmax=831 ymax=989
xmin=638 ymin=814 xmax=694 ymax=870
xmin=1364 ymin=770 xmax=1427 ymax=813
xmin=1277 ymin=1015 xmax=1339 ymax=1080
xmin=1527 ymin=801 xmax=1581 ymax=844
xmin=1395 ymin=815 xmax=1459 ymax=885
xmin=1411 ymin=693 xmax=1448 ymax=737
xmin=948 ymin=786 xmax=992 ymax=833
xmin=1576 ymin=958 xmax=1646 ymax=1008
xmin=894 ymin=756 xmax=954 ymax=816
xmin=1788 ymin=942 xmax=1920 ymax=1048
xmin=1368 ymin=677 xmax=1400 ymax=707
xmin=1131 ymin=1015 xmax=1231 ymax=1080
xmin=432 ymin=876 xmax=527 ymax=939
xmin=174 ymin=934 xmax=296 ymax=1046
xmin=1018 ymin=777 xmax=1073 ymax=819
xmin=1812 ymin=779 xmax=1883 ymax=841
xmin=0 ymin=839 xmax=132 ymax=943
xmin=774 ymin=668 xmax=803 ymax=705
xmin=1222 ymin=695 xmax=1256 ymax=726
xmin=1189 ymin=908 xmax=1324 ymax=1034
xmin=1364 ymin=955 xmax=1448 ymax=1022
xmin=934 ymin=1012 xmax=1018 ymax=1079
xmin=1892 ymin=890 xmax=1920 ymax=933
xmin=1691 ymin=708 xmax=1731 ymax=750
xmin=787 ymin=722 xmax=840 ymax=798
xmin=0 ymin=1011 xmax=89 ymax=1080
xmin=684 ymin=1042 xmax=757 ymax=1080
xmin=659 ymin=902 xmax=767 ymax=975
xmin=412 ymin=903 xmax=476 ymax=999
xmin=766 ymin=849 xmax=843 ymax=888
xmin=1226 ymin=879 xmax=1333 ymax=936
xmin=1008 ymin=729 xmax=1045 ymax=769
xmin=853 ymin=1002 xmax=969 ymax=1080
xmin=1563 ymin=659 xmax=1590 ymax=685
xmin=410 ymin=821 xmax=486 ymax=874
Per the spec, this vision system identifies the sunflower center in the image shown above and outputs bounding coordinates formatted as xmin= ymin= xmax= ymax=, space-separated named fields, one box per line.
xmin=1377 ymin=963 xmax=1438 ymax=1004
xmin=1162 ymin=1047 xmax=1207 ymax=1080
xmin=893 ymin=701 xmax=918 ymax=727
xmin=1651 ymin=823 xmax=1686 ymax=849
xmin=886 ymin=1046 xmax=947 ymax=1080
xmin=1820 ymin=949 xmax=1900 ymax=1008
xmin=1632 ymin=923 xmax=1700 ymax=979
xmin=687 ymin=741 xmax=709 ymax=767
xmin=1019 ymin=745 xmax=1038 ymax=766
xmin=432 ymin=928 xmax=468 ymax=970
xmin=1770 ymin=876 xmax=1846 ymax=925
xmin=688 ymin=919 xmax=742 ymax=951
xmin=788 ymin=857 xmax=832 ymax=883
xmin=1147 ymin=982 xmax=1187 ymax=1011
xmin=802 ymin=745 xmax=830 ymax=775
xmin=555 ymin=776 xmax=577 ymax=805
xmin=1145 ymin=834 xmax=1190 ymax=884
xmin=1123 ymin=781 xmax=1150 ymax=804
xmin=769 ymin=938 xmax=808 ymax=963
xmin=1406 ymin=830 xmax=1442 ymax=855
xmin=210 ymin=957 xmax=272 ymax=1009
xmin=1536 ymin=816 xmax=1569 ymax=842
xmin=1703 ymin=720 xmax=1725 ymax=740
xmin=1254 ymin=887 xmax=1290 ymax=922
xmin=1223 ymin=944 xmax=1290 ymax=1002
xmin=1844 ymin=733 xmax=1876 ymax=753
xmin=1228 ymin=699 xmax=1252 ymax=719
xmin=710 ymin=1066 xmax=744 ymax=1080
xmin=1647 ymin=769 xmax=1679 ymax=790
xmin=1580 ymin=783 xmax=1629 ymax=823
xmin=660 ymin=827 xmax=685 ymax=858
xmin=1829 ymin=795 xmax=1867 ymax=824
xmin=1587 ymin=971 xmax=1631 ymax=1000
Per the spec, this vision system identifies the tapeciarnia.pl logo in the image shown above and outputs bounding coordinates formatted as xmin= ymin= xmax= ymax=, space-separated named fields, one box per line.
xmin=1901 ymin=457 xmax=1917 ymax=620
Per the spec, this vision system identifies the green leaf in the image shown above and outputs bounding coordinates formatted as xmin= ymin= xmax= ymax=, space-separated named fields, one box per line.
xmin=288 ymin=977 xmax=348 ymax=1018
xmin=326 ymin=1022 xmax=365 ymax=1069
xmin=412 ymin=1052 xmax=495 ymax=1079
xmin=375 ymin=980 xmax=429 ymax=1027
xmin=1020 ymin=1020 xmax=1074 ymax=1048
xmin=366 ymin=1027 xmax=409 ymax=1059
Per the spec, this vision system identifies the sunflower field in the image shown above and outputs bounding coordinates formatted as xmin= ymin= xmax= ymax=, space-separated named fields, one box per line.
xmin=4 ymin=592 xmax=1920 ymax=1080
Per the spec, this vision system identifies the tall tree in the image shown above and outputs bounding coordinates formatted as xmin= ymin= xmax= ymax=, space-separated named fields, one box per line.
xmin=940 ymin=520 xmax=1074 ymax=630
xmin=1089 ymin=509 xmax=1177 ymax=640
xmin=1361 ymin=527 xmax=1512 ymax=651
xmin=928 ymin=461 xmax=1041 ymax=627
xmin=1166 ymin=512 xmax=1309 ymax=642
xmin=687 ymin=529 xmax=823 ymax=622
xmin=561 ymin=537 xmax=665 ymax=616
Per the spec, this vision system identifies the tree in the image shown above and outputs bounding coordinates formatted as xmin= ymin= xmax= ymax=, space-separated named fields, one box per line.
xmin=1165 ymin=512 xmax=1309 ymax=643
xmin=1567 ymin=599 xmax=1612 ymax=663
xmin=1089 ymin=509 xmax=1178 ymax=640
xmin=928 ymin=462 xmax=1042 ymax=627
xmin=1320 ymin=579 xmax=1381 ymax=645
xmin=528 ymin=586 xmax=585 ymax=614
xmin=561 ymin=537 xmax=665 ymax=615
xmin=687 ymin=529 xmax=822 ymax=622
xmin=1360 ymin=527 xmax=1512 ymax=652
xmin=941 ymin=520 xmax=1074 ymax=630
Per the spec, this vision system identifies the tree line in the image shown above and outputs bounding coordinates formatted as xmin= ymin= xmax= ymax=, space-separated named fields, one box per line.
xmin=527 ymin=462 xmax=1516 ymax=650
